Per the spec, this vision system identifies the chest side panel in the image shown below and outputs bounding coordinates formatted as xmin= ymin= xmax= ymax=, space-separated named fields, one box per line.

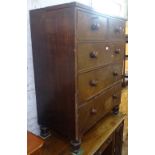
xmin=30 ymin=7 xmax=77 ymax=139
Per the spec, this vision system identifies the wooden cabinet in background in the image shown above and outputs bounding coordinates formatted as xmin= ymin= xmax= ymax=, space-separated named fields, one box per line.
xmin=122 ymin=21 xmax=128 ymax=87
xmin=114 ymin=123 xmax=124 ymax=155
xmin=30 ymin=2 xmax=126 ymax=153
xmin=39 ymin=113 xmax=125 ymax=155
xmin=94 ymin=122 xmax=124 ymax=155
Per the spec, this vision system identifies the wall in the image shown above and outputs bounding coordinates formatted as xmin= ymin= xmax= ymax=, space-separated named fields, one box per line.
xmin=92 ymin=0 xmax=128 ymax=18
xmin=27 ymin=0 xmax=91 ymax=135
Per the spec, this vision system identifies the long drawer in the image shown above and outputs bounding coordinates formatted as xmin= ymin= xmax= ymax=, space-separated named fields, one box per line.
xmin=78 ymin=82 xmax=122 ymax=133
xmin=77 ymin=42 xmax=124 ymax=72
xmin=78 ymin=63 xmax=123 ymax=103
xmin=77 ymin=10 xmax=108 ymax=41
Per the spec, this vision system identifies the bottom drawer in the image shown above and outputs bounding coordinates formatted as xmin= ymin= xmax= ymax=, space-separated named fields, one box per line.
xmin=78 ymin=82 xmax=122 ymax=134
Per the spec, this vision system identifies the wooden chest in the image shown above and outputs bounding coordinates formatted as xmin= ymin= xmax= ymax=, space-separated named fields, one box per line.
xmin=30 ymin=2 xmax=125 ymax=153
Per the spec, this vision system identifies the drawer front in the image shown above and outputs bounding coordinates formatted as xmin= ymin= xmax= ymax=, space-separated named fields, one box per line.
xmin=79 ymin=82 xmax=122 ymax=133
xmin=78 ymin=63 xmax=123 ymax=103
xmin=77 ymin=10 xmax=108 ymax=41
xmin=77 ymin=43 xmax=124 ymax=71
xmin=94 ymin=82 xmax=122 ymax=121
xmin=109 ymin=18 xmax=125 ymax=41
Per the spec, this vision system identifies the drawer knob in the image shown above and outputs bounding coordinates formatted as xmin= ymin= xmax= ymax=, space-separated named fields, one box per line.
xmin=90 ymin=80 xmax=98 ymax=86
xmin=90 ymin=51 xmax=98 ymax=58
xmin=113 ymin=72 xmax=118 ymax=76
xmin=114 ymin=28 xmax=121 ymax=33
xmin=115 ymin=48 xmax=121 ymax=54
xmin=91 ymin=23 xmax=100 ymax=30
xmin=113 ymin=94 xmax=118 ymax=99
xmin=91 ymin=108 xmax=97 ymax=115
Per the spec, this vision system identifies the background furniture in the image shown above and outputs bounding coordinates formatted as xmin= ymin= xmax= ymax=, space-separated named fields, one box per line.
xmin=122 ymin=21 xmax=128 ymax=87
xmin=30 ymin=2 xmax=126 ymax=153
xmin=39 ymin=113 xmax=125 ymax=155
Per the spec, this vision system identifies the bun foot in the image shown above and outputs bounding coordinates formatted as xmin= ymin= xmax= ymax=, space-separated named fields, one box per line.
xmin=112 ymin=105 xmax=119 ymax=115
xmin=70 ymin=140 xmax=81 ymax=154
xmin=40 ymin=126 xmax=51 ymax=139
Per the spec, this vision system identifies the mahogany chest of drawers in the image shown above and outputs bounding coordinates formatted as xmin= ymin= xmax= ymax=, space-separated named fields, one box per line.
xmin=30 ymin=2 xmax=125 ymax=153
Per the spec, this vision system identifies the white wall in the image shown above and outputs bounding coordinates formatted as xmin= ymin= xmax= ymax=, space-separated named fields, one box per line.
xmin=27 ymin=0 xmax=91 ymax=135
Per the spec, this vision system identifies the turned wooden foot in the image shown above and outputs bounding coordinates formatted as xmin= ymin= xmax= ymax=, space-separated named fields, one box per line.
xmin=70 ymin=140 xmax=81 ymax=154
xmin=40 ymin=126 xmax=50 ymax=138
xmin=112 ymin=105 xmax=119 ymax=115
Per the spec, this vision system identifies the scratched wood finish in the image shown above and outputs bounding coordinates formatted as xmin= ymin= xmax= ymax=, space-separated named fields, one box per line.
xmin=30 ymin=2 xmax=126 ymax=149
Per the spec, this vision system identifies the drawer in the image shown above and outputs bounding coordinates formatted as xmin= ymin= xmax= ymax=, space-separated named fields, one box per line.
xmin=94 ymin=82 xmax=122 ymax=120
xmin=108 ymin=18 xmax=125 ymax=41
xmin=77 ymin=10 xmax=108 ymax=41
xmin=78 ymin=63 xmax=123 ymax=103
xmin=78 ymin=82 xmax=122 ymax=133
xmin=77 ymin=43 xmax=125 ymax=71
xmin=78 ymin=100 xmax=96 ymax=134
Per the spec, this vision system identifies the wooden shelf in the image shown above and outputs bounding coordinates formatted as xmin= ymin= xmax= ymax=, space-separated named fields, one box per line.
xmin=38 ymin=113 xmax=125 ymax=155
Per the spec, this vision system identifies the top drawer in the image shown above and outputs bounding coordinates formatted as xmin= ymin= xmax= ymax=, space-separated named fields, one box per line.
xmin=77 ymin=10 xmax=108 ymax=41
xmin=108 ymin=18 xmax=125 ymax=41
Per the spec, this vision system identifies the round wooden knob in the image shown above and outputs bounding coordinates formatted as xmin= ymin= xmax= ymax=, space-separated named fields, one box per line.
xmin=112 ymin=94 xmax=118 ymax=99
xmin=114 ymin=28 xmax=121 ymax=33
xmin=113 ymin=72 xmax=118 ymax=76
xmin=90 ymin=51 xmax=98 ymax=58
xmin=89 ymin=80 xmax=98 ymax=86
xmin=115 ymin=48 xmax=121 ymax=54
xmin=91 ymin=108 xmax=97 ymax=115
xmin=91 ymin=23 xmax=100 ymax=30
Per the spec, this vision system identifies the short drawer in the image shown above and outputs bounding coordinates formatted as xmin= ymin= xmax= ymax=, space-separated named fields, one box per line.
xmin=108 ymin=18 xmax=125 ymax=41
xmin=78 ymin=82 xmax=122 ymax=133
xmin=77 ymin=10 xmax=108 ymax=41
xmin=78 ymin=63 xmax=123 ymax=103
xmin=77 ymin=43 xmax=124 ymax=71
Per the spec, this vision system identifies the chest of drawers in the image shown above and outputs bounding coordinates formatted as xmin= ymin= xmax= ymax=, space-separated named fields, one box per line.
xmin=30 ymin=2 xmax=125 ymax=153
